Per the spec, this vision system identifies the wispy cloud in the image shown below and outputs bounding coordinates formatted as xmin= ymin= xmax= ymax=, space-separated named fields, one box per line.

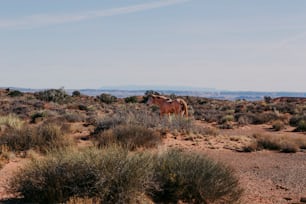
xmin=277 ymin=31 xmax=306 ymax=48
xmin=0 ymin=0 xmax=190 ymax=29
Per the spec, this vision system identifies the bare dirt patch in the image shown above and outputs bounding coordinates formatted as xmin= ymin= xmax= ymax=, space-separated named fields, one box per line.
xmin=162 ymin=124 xmax=306 ymax=204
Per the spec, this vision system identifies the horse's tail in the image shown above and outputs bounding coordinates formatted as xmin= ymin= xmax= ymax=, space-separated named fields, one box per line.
xmin=177 ymin=98 xmax=188 ymax=117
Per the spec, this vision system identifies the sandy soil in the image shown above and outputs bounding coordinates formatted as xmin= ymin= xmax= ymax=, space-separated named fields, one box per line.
xmin=0 ymin=123 xmax=305 ymax=204
xmin=163 ymin=123 xmax=306 ymax=204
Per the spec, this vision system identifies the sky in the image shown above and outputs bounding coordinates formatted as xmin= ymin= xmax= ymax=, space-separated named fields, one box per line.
xmin=1 ymin=0 xmax=306 ymax=92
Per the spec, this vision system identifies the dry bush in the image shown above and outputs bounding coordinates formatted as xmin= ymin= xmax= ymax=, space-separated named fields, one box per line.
xmin=0 ymin=123 xmax=72 ymax=152
xmin=152 ymin=149 xmax=243 ymax=204
xmin=243 ymin=134 xmax=300 ymax=153
xmin=63 ymin=112 xmax=86 ymax=123
xmin=271 ymin=120 xmax=285 ymax=131
xmin=95 ymin=125 xmax=162 ymax=150
xmin=192 ymin=125 xmax=219 ymax=136
xmin=10 ymin=146 xmax=156 ymax=204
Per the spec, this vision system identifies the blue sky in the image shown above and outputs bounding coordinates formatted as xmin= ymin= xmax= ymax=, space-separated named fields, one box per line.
xmin=1 ymin=0 xmax=306 ymax=91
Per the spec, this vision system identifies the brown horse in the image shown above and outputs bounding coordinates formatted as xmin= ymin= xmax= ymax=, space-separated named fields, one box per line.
xmin=146 ymin=94 xmax=188 ymax=118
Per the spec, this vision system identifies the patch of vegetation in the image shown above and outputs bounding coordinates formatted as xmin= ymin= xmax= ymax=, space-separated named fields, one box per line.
xmin=243 ymin=134 xmax=299 ymax=153
xmin=0 ymin=123 xmax=72 ymax=152
xmin=294 ymin=120 xmax=306 ymax=132
xmin=7 ymin=90 xmax=23 ymax=97
xmin=142 ymin=90 xmax=160 ymax=103
xmin=63 ymin=112 xmax=86 ymax=123
xmin=10 ymin=146 xmax=156 ymax=204
xmin=72 ymin=90 xmax=81 ymax=97
xmin=124 ymin=96 xmax=138 ymax=103
xmin=272 ymin=120 xmax=285 ymax=131
xmin=30 ymin=111 xmax=46 ymax=124
xmin=34 ymin=88 xmax=70 ymax=103
xmin=97 ymin=93 xmax=117 ymax=104
xmin=0 ymin=114 xmax=24 ymax=130
xmin=95 ymin=125 xmax=162 ymax=150
xmin=10 ymin=146 xmax=243 ymax=204
xmin=152 ymin=149 xmax=243 ymax=204
xmin=93 ymin=107 xmax=203 ymax=136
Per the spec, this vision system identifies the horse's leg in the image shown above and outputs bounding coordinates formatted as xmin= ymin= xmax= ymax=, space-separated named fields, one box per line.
xmin=168 ymin=113 xmax=172 ymax=122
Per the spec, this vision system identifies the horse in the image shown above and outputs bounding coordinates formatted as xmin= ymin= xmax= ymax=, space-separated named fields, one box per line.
xmin=146 ymin=94 xmax=188 ymax=118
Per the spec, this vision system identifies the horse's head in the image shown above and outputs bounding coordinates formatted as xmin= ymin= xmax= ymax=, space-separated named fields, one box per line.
xmin=146 ymin=95 xmax=154 ymax=106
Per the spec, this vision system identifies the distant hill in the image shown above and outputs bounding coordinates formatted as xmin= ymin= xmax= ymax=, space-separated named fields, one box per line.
xmin=2 ymin=86 xmax=306 ymax=101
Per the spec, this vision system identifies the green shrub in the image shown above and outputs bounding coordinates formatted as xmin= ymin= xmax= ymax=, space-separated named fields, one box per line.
xmin=10 ymin=146 xmax=155 ymax=204
xmin=72 ymin=90 xmax=81 ymax=97
xmin=295 ymin=120 xmax=306 ymax=132
xmin=124 ymin=96 xmax=138 ymax=103
xmin=97 ymin=93 xmax=117 ymax=104
xmin=152 ymin=149 xmax=242 ymax=203
xmin=96 ymin=125 xmax=162 ymax=150
xmin=35 ymin=88 xmax=70 ymax=103
xmin=30 ymin=112 xmax=46 ymax=124
xmin=7 ymin=90 xmax=23 ymax=97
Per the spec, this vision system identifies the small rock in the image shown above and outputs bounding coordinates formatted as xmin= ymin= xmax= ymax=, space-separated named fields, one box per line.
xmin=283 ymin=197 xmax=292 ymax=201
xmin=276 ymin=184 xmax=289 ymax=191
xmin=301 ymin=197 xmax=306 ymax=203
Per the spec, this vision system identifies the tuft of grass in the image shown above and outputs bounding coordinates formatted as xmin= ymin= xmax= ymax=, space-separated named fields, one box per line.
xmin=152 ymin=149 xmax=243 ymax=204
xmin=0 ymin=114 xmax=24 ymax=130
xmin=243 ymin=134 xmax=300 ymax=153
xmin=95 ymin=125 xmax=162 ymax=150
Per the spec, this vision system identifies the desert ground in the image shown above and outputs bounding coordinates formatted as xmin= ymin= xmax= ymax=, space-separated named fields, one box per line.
xmin=0 ymin=88 xmax=305 ymax=203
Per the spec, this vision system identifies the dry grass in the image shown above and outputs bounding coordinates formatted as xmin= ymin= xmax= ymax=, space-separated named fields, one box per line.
xmin=243 ymin=133 xmax=306 ymax=153
xmin=0 ymin=114 xmax=24 ymax=130
xmin=95 ymin=125 xmax=162 ymax=150
xmin=0 ymin=123 xmax=73 ymax=153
